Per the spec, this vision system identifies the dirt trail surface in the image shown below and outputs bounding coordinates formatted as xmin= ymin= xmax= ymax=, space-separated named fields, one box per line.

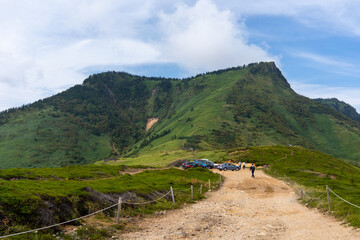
xmin=119 ymin=170 xmax=360 ymax=240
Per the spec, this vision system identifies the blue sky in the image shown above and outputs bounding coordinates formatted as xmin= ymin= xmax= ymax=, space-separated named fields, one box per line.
xmin=0 ymin=0 xmax=359 ymax=112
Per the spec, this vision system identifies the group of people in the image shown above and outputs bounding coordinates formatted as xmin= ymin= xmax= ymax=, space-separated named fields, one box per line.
xmin=238 ymin=161 xmax=256 ymax=178
xmin=238 ymin=161 xmax=246 ymax=169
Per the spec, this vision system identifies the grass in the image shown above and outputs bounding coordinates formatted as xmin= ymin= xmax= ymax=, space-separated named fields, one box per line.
xmin=0 ymin=107 xmax=112 ymax=169
xmin=0 ymin=166 xmax=221 ymax=239
xmin=0 ymin=165 xmax=128 ymax=180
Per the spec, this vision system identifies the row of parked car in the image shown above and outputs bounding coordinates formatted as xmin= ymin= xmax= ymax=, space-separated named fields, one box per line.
xmin=182 ymin=159 xmax=215 ymax=169
xmin=181 ymin=159 xmax=241 ymax=171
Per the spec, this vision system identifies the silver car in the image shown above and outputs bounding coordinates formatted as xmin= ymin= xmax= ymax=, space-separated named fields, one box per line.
xmin=218 ymin=163 xmax=240 ymax=171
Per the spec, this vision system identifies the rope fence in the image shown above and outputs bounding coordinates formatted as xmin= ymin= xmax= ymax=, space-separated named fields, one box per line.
xmin=9 ymin=173 xmax=359 ymax=238
xmin=328 ymin=188 xmax=360 ymax=209
xmin=0 ymin=177 xmax=224 ymax=239
xmin=280 ymin=173 xmax=360 ymax=213
xmin=123 ymin=190 xmax=172 ymax=205
xmin=0 ymin=202 xmax=120 ymax=239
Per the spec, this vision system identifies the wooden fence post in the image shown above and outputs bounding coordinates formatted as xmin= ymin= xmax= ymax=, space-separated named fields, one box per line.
xmin=200 ymin=184 xmax=203 ymax=194
xmin=219 ymin=174 xmax=222 ymax=183
xmin=208 ymin=179 xmax=211 ymax=190
xmin=116 ymin=197 xmax=122 ymax=225
xmin=191 ymin=185 xmax=193 ymax=199
xmin=300 ymin=189 xmax=303 ymax=199
xmin=326 ymin=185 xmax=331 ymax=212
xmin=170 ymin=186 xmax=175 ymax=204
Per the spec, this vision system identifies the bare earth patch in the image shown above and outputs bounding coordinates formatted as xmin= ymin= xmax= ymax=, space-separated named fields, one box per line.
xmin=300 ymin=169 xmax=337 ymax=179
xmin=119 ymin=170 xmax=360 ymax=239
xmin=146 ymin=118 xmax=159 ymax=131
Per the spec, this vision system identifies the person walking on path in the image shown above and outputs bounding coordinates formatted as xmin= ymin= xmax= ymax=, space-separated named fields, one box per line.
xmin=250 ymin=164 xmax=255 ymax=178
xmin=242 ymin=162 xmax=246 ymax=169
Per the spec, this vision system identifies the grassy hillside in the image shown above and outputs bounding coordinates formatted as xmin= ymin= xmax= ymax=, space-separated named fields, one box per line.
xmin=0 ymin=107 xmax=112 ymax=168
xmin=0 ymin=62 xmax=360 ymax=168
xmin=129 ymin=63 xmax=360 ymax=162
xmin=0 ymin=165 xmax=220 ymax=238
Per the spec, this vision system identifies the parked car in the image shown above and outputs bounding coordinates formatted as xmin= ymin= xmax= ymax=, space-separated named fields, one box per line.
xmin=182 ymin=161 xmax=200 ymax=169
xmin=218 ymin=163 xmax=240 ymax=171
xmin=194 ymin=159 xmax=215 ymax=169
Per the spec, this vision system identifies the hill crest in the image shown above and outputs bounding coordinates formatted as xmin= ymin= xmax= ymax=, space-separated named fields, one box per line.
xmin=0 ymin=62 xmax=359 ymax=168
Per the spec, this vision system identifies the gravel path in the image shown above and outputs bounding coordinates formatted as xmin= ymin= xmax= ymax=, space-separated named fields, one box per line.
xmin=119 ymin=169 xmax=360 ymax=240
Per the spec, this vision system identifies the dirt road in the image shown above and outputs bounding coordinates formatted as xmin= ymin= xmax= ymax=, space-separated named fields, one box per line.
xmin=119 ymin=170 xmax=360 ymax=239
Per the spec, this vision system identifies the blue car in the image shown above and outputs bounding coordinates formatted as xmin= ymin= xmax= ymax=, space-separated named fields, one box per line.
xmin=193 ymin=159 xmax=215 ymax=169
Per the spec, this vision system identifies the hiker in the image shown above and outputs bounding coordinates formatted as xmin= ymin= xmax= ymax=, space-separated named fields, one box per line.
xmin=238 ymin=162 xmax=242 ymax=169
xmin=242 ymin=162 xmax=246 ymax=169
xmin=250 ymin=164 xmax=255 ymax=178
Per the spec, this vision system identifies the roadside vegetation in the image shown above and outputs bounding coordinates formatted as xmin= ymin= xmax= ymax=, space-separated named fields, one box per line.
xmin=0 ymin=166 xmax=220 ymax=239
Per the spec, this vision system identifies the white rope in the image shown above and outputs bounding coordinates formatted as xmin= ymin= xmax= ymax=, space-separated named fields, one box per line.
xmin=302 ymin=190 xmax=311 ymax=199
xmin=173 ymin=187 xmax=192 ymax=193
xmin=280 ymin=175 xmax=327 ymax=201
xmin=0 ymin=190 xmax=172 ymax=239
xmin=0 ymin=202 xmax=119 ymax=239
xmin=329 ymin=188 xmax=360 ymax=209
xmin=303 ymin=191 xmax=326 ymax=200
xmin=123 ymin=191 xmax=171 ymax=205
xmin=277 ymin=173 xmax=359 ymax=208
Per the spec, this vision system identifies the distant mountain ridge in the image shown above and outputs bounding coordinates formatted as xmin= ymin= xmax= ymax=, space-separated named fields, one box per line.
xmin=0 ymin=62 xmax=359 ymax=168
xmin=313 ymin=98 xmax=360 ymax=122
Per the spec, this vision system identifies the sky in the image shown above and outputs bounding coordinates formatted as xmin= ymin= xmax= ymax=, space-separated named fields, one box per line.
xmin=0 ymin=0 xmax=360 ymax=113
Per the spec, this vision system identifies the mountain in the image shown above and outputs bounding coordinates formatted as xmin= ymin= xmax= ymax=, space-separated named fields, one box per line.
xmin=313 ymin=98 xmax=360 ymax=122
xmin=0 ymin=62 xmax=359 ymax=168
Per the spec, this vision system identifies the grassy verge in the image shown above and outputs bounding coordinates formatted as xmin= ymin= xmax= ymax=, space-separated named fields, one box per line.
xmin=95 ymin=149 xmax=228 ymax=167
xmin=0 ymin=167 xmax=221 ymax=239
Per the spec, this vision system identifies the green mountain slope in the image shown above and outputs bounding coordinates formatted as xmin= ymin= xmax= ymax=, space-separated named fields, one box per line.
xmin=314 ymin=98 xmax=360 ymax=122
xmin=133 ymin=63 xmax=360 ymax=162
xmin=0 ymin=62 xmax=359 ymax=168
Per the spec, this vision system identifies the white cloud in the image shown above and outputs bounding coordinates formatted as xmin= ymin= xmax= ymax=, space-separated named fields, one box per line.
xmin=1 ymin=0 xmax=359 ymax=111
xmin=289 ymin=50 xmax=360 ymax=79
xmin=0 ymin=0 xmax=278 ymax=111
xmin=216 ymin=0 xmax=360 ymax=36
xmin=0 ymin=0 xmax=163 ymax=110
xmin=291 ymin=81 xmax=360 ymax=113
xmin=158 ymin=0 xmax=276 ymax=74
xmin=291 ymin=51 xmax=353 ymax=68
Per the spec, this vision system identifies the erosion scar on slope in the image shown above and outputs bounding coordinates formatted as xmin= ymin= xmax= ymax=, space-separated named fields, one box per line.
xmin=146 ymin=118 xmax=158 ymax=132
xmin=119 ymin=170 xmax=360 ymax=240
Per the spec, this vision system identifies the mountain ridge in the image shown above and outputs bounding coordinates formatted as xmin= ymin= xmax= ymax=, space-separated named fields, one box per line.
xmin=0 ymin=62 xmax=359 ymax=168
xmin=313 ymin=98 xmax=360 ymax=122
